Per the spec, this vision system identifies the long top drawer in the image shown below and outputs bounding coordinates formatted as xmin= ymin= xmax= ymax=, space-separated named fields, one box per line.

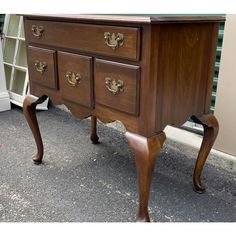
xmin=24 ymin=19 xmax=140 ymax=61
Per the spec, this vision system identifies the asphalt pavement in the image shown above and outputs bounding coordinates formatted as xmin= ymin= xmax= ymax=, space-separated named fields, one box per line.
xmin=0 ymin=105 xmax=235 ymax=222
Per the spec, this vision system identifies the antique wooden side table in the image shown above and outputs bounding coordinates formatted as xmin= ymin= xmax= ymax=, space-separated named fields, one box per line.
xmin=22 ymin=14 xmax=225 ymax=222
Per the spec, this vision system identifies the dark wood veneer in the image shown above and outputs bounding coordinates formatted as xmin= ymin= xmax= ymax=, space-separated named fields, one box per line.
xmin=25 ymin=20 xmax=140 ymax=61
xmin=94 ymin=59 xmax=140 ymax=116
xmin=22 ymin=14 xmax=225 ymax=222
xmin=23 ymin=14 xmax=225 ymax=24
xmin=27 ymin=46 xmax=57 ymax=89
xmin=155 ymin=23 xmax=219 ymax=131
xmin=58 ymin=51 xmax=93 ymax=108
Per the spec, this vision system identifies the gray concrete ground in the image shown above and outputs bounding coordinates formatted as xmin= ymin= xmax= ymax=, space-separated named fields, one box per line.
xmin=0 ymin=105 xmax=236 ymax=222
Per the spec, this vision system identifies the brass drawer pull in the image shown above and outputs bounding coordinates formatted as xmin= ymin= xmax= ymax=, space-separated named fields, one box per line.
xmin=32 ymin=25 xmax=44 ymax=38
xmin=104 ymin=32 xmax=124 ymax=50
xmin=105 ymin=77 xmax=124 ymax=95
xmin=34 ymin=61 xmax=47 ymax=74
xmin=66 ymin=71 xmax=82 ymax=87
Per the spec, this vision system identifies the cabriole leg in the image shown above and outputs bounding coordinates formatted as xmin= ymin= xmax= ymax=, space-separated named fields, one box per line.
xmin=125 ymin=131 xmax=166 ymax=222
xmin=23 ymin=95 xmax=48 ymax=164
xmin=90 ymin=116 xmax=99 ymax=144
xmin=191 ymin=114 xmax=219 ymax=193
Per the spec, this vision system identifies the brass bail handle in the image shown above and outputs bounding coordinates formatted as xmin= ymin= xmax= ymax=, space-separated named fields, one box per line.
xmin=105 ymin=77 xmax=124 ymax=95
xmin=32 ymin=25 xmax=44 ymax=39
xmin=34 ymin=61 xmax=47 ymax=74
xmin=66 ymin=71 xmax=82 ymax=87
xmin=104 ymin=32 xmax=124 ymax=50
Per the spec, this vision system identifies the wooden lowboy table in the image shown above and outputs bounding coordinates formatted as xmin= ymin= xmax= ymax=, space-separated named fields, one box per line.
xmin=22 ymin=14 xmax=225 ymax=222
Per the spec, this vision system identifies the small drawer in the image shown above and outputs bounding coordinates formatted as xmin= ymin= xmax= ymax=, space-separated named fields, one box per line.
xmin=27 ymin=46 xmax=57 ymax=89
xmin=58 ymin=52 xmax=93 ymax=108
xmin=94 ymin=59 xmax=140 ymax=115
xmin=24 ymin=19 xmax=140 ymax=61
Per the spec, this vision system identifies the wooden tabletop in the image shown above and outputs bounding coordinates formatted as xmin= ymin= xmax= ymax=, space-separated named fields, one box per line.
xmin=23 ymin=14 xmax=225 ymax=24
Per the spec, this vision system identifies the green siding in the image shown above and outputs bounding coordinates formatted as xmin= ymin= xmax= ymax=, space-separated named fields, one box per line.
xmin=211 ymin=22 xmax=225 ymax=112
xmin=0 ymin=14 xmax=5 ymax=33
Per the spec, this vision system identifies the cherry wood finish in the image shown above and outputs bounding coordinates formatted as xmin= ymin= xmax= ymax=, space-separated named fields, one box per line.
xmin=90 ymin=116 xmax=99 ymax=144
xmin=23 ymin=15 xmax=225 ymax=222
xmin=191 ymin=114 xmax=219 ymax=193
xmin=23 ymin=14 xmax=225 ymax=24
xmin=154 ymin=23 xmax=220 ymax=131
xmin=25 ymin=20 xmax=140 ymax=61
xmin=58 ymin=52 xmax=93 ymax=108
xmin=125 ymin=131 xmax=166 ymax=222
xmin=27 ymin=46 xmax=57 ymax=89
xmin=23 ymin=95 xmax=48 ymax=164
xmin=94 ymin=59 xmax=140 ymax=115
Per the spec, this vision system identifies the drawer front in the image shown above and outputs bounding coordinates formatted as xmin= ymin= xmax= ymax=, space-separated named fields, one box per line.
xmin=58 ymin=52 xmax=92 ymax=108
xmin=25 ymin=19 xmax=140 ymax=61
xmin=95 ymin=59 xmax=140 ymax=115
xmin=27 ymin=46 xmax=57 ymax=89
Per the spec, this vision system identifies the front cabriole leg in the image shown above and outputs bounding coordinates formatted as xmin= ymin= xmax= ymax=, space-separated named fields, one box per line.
xmin=23 ymin=95 xmax=48 ymax=164
xmin=191 ymin=114 xmax=219 ymax=193
xmin=125 ymin=131 xmax=166 ymax=222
